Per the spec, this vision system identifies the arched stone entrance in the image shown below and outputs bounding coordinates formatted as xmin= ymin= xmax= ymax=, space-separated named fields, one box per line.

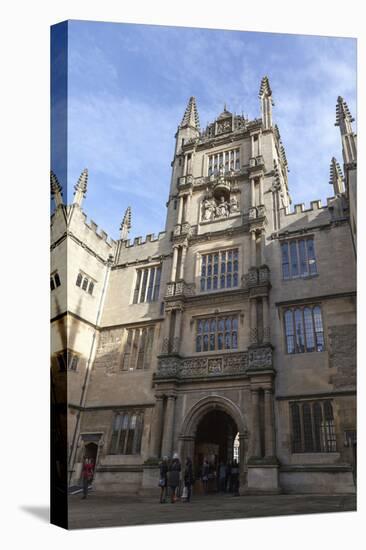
xmin=178 ymin=396 xmax=248 ymax=492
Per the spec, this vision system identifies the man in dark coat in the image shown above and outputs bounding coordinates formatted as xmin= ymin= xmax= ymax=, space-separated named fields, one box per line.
xmin=183 ymin=457 xmax=194 ymax=502
xmin=167 ymin=454 xmax=181 ymax=503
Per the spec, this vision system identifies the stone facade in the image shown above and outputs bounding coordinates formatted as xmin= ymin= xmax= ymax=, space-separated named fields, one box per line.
xmin=51 ymin=78 xmax=357 ymax=495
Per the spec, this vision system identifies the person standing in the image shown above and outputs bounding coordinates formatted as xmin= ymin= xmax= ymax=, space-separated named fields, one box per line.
xmin=201 ymin=459 xmax=209 ymax=494
xmin=167 ymin=454 xmax=181 ymax=503
xmin=218 ymin=462 xmax=226 ymax=492
xmin=231 ymin=459 xmax=240 ymax=496
xmin=81 ymin=458 xmax=93 ymax=500
xmin=183 ymin=457 xmax=194 ymax=502
xmin=158 ymin=457 xmax=168 ymax=503
xmin=225 ymin=461 xmax=232 ymax=493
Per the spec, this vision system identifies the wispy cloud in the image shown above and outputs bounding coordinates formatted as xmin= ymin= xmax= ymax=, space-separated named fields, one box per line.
xmin=59 ymin=22 xmax=356 ymax=239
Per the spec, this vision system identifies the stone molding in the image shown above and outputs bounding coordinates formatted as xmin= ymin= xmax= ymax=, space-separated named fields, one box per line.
xmin=156 ymin=351 xmax=249 ymax=381
xmin=247 ymin=345 xmax=274 ymax=372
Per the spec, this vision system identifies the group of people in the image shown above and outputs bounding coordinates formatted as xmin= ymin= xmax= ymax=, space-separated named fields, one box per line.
xmin=159 ymin=454 xmax=194 ymax=504
xmin=201 ymin=459 xmax=240 ymax=495
xmin=159 ymin=455 xmax=240 ymax=503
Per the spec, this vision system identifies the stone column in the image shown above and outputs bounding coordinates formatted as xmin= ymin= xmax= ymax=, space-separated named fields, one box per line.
xmin=250 ymin=230 xmax=256 ymax=267
xmin=258 ymin=133 xmax=262 ymax=156
xmin=179 ymin=245 xmax=187 ymax=280
xmin=150 ymin=395 xmax=165 ymax=458
xmin=177 ymin=196 xmax=184 ymax=225
xmin=170 ymin=246 xmax=179 ymax=282
xmin=162 ymin=310 xmax=171 ymax=353
xmin=259 ymin=176 xmax=264 ymax=205
xmin=161 ymin=394 xmax=177 ymax=458
xmin=250 ymin=178 xmax=256 ymax=207
xmin=173 ymin=309 xmax=182 ymax=353
xmin=186 ymin=194 xmax=192 ymax=221
xmin=260 ymin=230 xmax=266 ymax=264
xmin=183 ymin=154 xmax=188 ymax=176
xmin=250 ymin=299 xmax=257 ymax=345
xmin=239 ymin=432 xmax=248 ymax=490
xmin=264 ymin=389 xmax=275 ymax=457
xmin=262 ymin=295 xmax=270 ymax=343
xmin=250 ymin=389 xmax=261 ymax=457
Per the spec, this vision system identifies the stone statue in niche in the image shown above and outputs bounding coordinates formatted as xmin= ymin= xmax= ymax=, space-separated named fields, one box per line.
xmin=230 ymin=195 xmax=239 ymax=213
xmin=216 ymin=196 xmax=229 ymax=218
xmin=201 ymin=191 xmax=240 ymax=222
xmin=202 ymin=197 xmax=216 ymax=221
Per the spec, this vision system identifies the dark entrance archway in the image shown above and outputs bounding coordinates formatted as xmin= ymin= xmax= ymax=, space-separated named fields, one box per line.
xmin=194 ymin=409 xmax=239 ymax=493
xmin=178 ymin=395 xmax=248 ymax=494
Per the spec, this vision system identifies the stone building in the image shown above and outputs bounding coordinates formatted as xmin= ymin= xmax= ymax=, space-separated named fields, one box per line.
xmin=51 ymin=78 xmax=357 ymax=496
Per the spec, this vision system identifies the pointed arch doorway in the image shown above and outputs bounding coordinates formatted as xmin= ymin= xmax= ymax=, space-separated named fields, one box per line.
xmin=178 ymin=396 xmax=248 ymax=494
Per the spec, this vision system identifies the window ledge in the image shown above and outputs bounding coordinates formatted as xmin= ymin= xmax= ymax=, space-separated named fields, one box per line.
xmin=283 ymin=274 xmax=319 ymax=282
xmin=285 ymin=350 xmax=326 ymax=356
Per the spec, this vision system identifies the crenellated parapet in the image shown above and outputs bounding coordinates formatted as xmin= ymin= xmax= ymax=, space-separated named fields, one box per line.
xmin=121 ymin=231 xmax=167 ymax=248
xmin=79 ymin=212 xmax=117 ymax=248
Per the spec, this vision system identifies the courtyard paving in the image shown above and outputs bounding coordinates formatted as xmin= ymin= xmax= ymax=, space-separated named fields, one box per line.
xmin=68 ymin=491 xmax=356 ymax=529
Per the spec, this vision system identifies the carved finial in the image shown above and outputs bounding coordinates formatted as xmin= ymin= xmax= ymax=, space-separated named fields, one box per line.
xmin=50 ymin=170 xmax=63 ymax=207
xmin=329 ymin=157 xmax=345 ymax=195
xmin=180 ymin=96 xmax=200 ymax=129
xmin=73 ymin=168 xmax=88 ymax=206
xmin=120 ymin=206 xmax=132 ymax=240
xmin=335 ymin=96 xmax=354 ymax=128
xmin=259 ymin=76 xmax=274 ymax=129
xmin=259 ymin=76 xmax=273 ymax=99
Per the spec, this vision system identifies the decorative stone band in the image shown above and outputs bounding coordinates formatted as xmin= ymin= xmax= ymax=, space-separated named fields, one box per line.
xmin=248 ymin=205 xmax=266 ymax=220
xmin=156 ymin=351 xmax=250 ymax=380
xmin=165 ymin=281 xmax=196 ymax=298
xmin=247 ymin=345 xmax=273 ymax=372
xmin=243 ymin=266 xmax=270 ymax=288
xmin=161 ymin=337 xmax=181 ymax=355
xmin=173 ymin=222 xmax=192 ymax=237
xmin=248 ymin=155 xmax=265 ymax=169
xmin=178 ymin=169 xmax=247 ymax=190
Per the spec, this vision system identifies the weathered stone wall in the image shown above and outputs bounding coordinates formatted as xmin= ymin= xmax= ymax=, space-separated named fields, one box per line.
xmin=328 ymin=324 xmax=356 ymax=389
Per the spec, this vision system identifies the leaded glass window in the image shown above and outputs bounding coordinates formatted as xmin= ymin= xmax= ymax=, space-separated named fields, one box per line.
xmin=200 ymin=249 xmax=239 ymax=292
xmin=133 ymin=266 xmax=162 ymax=304
xmin=121 ymin=326 xmax=155 ymax=371
xmin=75 ymin=272 xmax=95 ymax=295
xmin=195 ymin=315 xmax=238 ymax=352
xmin=290 ymin=400 xmax=336 ymax=453
xmin=208 ymin=149 xmax=240 ymax=176
xmin=51 ymin=271 xmax=61 ymax=291
xmin=110 ymin=410 xmax=144 ymax=455
xmin=284 ymin=306 xmax=325 ymax=354
xmin=281 ymin=238 xmax=317 ymax=279
xmin=56 ymin=349 xmax=79 ymax=372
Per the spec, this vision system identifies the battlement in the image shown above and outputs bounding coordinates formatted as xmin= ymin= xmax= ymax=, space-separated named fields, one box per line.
xmin=81 ymin=212 xmax=117 ymax=248
xmin=283 ymin=198 xmax=337 ymax=217
xmin=123 ymin=231 xmax=167 ymax=248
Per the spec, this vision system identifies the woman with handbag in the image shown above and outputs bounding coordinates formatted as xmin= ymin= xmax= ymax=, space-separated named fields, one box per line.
xmin=158 ymin=457 xmax=168 ymax=503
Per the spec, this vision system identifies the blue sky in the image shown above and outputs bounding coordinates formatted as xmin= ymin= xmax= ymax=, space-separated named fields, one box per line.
xmin=51 ymin=20 xmax=356 ymax=241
